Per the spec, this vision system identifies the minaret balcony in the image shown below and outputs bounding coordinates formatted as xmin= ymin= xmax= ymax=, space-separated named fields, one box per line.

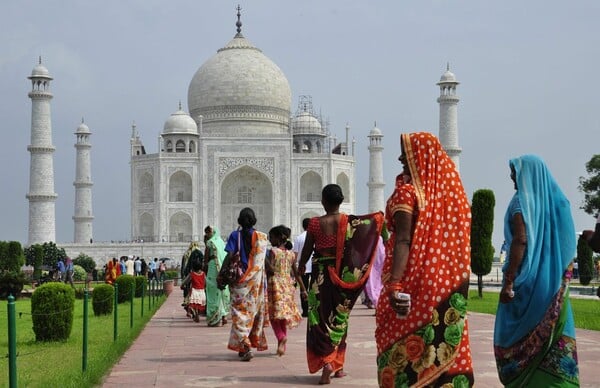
xmin=27 ymin=145 xmax=56 ymax=152
xmin=26 ymin=193 xmax=58 ymax=201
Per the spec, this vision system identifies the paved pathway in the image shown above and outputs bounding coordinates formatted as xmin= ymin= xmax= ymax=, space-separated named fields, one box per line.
xmin=102 ymin=292 xmax=600 ymax=387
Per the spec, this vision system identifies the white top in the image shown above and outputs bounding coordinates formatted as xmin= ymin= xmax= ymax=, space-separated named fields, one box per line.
xmin=292 ymin=231 xmax=312 ymax=273
xmin=125 ymin=259 xmax=135 ymax=276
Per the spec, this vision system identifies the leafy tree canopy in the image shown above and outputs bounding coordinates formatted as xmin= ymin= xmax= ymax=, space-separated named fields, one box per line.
xmin=24 ymin=242 xmax=67 ymax=268
xmin=579 ymin=154 xmax=600 ymax=216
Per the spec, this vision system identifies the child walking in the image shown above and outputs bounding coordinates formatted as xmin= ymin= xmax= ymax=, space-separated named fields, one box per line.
xmin=266 ymin=225 xmax=305 ymax=356
xmin=181 ymin=259 xmax=207 ymax=322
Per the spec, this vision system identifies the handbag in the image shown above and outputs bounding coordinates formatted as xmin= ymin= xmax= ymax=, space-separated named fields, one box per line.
xmin=217 ymin=231 xmax=243 ymax=290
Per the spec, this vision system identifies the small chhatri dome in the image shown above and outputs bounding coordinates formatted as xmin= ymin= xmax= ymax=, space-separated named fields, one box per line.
xmin=163 ymin=107 xmax=198 ymax=134
xmin=369 ymin=122 xmax=382 ymax=136
xmin=292 ymin=111 xmax=322 ymax=134
xmin=76 ymin=118 xmax=90 ymax=134
xmin=438 ymin=63 xmax=458 ymax=84
xmin=30 ymin=56 xmax=52 ymax=79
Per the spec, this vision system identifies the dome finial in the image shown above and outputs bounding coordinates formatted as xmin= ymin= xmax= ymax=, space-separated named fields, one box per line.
xmin=447 ymin=62 xmax=450 ymax=71
xmin=81 ymin=117 xmax=85 ymax=124
xmin=39 ymin=55 xmax=42 ymax=65
xmin=235 ymin=4 xmax=243 ymax=36
xmin=178 ymin=100 xmax=182 ymax=110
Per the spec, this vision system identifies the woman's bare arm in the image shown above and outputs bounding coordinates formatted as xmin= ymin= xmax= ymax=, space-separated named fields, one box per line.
xmin=390 ymin=211 xmax=413 ymax=281
xmin=500 ymin=212 xmax=527 ymax=303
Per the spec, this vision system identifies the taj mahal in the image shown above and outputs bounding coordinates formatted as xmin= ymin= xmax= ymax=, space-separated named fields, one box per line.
xmin=25 ymin=10 xmax=462 ymax=264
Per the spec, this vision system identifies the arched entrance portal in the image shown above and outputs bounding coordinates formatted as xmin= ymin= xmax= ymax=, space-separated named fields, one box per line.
xmin=220 ymin=166 xmax=273 ymax=235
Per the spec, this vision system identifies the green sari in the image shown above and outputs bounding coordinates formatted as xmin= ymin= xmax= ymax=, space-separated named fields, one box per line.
xmin=205 ymin=227 xmax=230 ymax=326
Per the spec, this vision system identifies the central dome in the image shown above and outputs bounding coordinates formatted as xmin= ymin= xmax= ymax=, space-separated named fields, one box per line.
xmin=187 ymin=33 xmax=291 ymax=132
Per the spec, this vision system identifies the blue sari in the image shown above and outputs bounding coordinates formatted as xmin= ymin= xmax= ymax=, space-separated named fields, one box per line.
xmin=494 ymin=155 xmax=579 ymax=387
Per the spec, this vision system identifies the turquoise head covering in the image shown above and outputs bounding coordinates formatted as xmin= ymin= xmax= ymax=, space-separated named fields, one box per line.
xmin=207 ymin=226 xmax=227 ymax=265
xmin=494 ymin=154 xmax=576 ymax=347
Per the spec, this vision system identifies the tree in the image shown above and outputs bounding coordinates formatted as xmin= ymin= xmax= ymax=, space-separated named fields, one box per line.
xmin=25 ymin=242 xmax=67 ymax=268
xmin=0 ymin=241 xmax=25 ymax=273
xmin=73 ymin=253 xmax=96 ymax=273
xmin=577 ymin=235 xmax=594 ymax=285
xmin=578 ymin=154 xmax=600 ymax=216
xmin=470 ymin=189 xmax=495 ymax=298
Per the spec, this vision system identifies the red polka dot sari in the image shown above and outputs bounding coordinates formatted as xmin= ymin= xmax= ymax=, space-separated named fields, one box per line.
xmin=375 ymin=132 xmax=474 ymax=387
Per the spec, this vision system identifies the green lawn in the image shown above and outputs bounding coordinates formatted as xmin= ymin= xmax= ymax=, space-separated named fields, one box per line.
xmin=468 ymin=290 xmax=600 ymax=331
xmin=0 ymin=292 xmax=165 ymax=388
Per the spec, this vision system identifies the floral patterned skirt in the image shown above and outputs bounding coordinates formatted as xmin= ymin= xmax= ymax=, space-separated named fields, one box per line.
xmin=376 ymin=282 xmax=474 ymax=388
xmin=494 ymin=288 xmax=579 ymax=387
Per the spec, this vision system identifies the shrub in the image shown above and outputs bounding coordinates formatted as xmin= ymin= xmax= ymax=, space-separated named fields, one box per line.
xmin=165 ymin=269 xmax=179 ymax=280
xmin=73 ymin=265 xmax=87 ymax=281
xmin=134 ymin=276 xmax=147 ymax=297
xmin=92 ymin=284 xmax=114 ymax=315
xmin=32 ymin=244 xmax=44 ymax=281
xmin=0 ymin=241 xmax=25 ymax=272
xmin=73 ymin=254 xmax=96 ymax=273
xmin=115 ymin=275 xmax=135 ymax=303
xmin=0 ymin=271 xmax=27 ymax=299
xmin=577 ymin=235 xmax=594 ymax=285
xmin=31 ymin=282 xmax=75 ymax=341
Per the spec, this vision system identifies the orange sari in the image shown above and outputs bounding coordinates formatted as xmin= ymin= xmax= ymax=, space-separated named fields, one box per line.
xmin=375 ymin=132 xmax=474 ymax=387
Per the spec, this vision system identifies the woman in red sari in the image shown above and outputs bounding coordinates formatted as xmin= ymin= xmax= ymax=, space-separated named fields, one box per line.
xmin=105 ymin=257 xmax=119 ymax=285
xmin=299 ymin=184 xmax=383 ymax=385
xmin=375 ymin=132 xmax=474 ymax=387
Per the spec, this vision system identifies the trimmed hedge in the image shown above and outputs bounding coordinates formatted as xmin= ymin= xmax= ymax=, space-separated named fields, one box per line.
xmin=31 ymin=282 xmax=75 ymax=341
xmin=134 ymin=276 xmax=147 ymax=297
xmin=0 ymin=271 xmax=27 ymax=299
xmin=92 ymin=284 xmax=114 ymax=316
xmin=73 ymin=265 xmax=87 ymax=281
xmin=115 ymin=275 xmax=135 ymax=303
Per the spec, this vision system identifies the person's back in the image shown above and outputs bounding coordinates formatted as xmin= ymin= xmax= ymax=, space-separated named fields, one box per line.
xmin=57 ymin=259 xmax=65 ymax=281
xmin=65 ymin=258 xmax=74 ymax=287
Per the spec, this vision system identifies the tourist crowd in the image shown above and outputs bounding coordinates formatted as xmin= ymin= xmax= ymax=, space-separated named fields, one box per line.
xmin=119 ymin=132 xmax=597 ymax=387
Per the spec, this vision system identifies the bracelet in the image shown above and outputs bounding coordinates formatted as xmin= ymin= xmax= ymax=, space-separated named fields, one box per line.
xmin=385 ymin=281 xmax=403 ymax=293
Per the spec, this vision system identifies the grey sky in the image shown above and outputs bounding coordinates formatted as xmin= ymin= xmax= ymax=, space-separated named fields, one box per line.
xmin=1 ymin=1 xmax=598 ymax=252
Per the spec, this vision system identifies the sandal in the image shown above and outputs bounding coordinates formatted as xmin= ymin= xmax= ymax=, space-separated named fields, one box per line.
xmin=334 ymin=369 xmax=347 ymax=378
xmin=318 ymin=363 xmax=333 ymax=385
xmin=240 ymin=350 xmax=253 ymax=361
xmin=276 ymin=337 xmax=287 ymax=356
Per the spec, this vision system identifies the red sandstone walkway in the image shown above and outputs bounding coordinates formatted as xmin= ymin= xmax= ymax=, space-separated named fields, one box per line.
xmin=102 ymin=292 xmax=600 ymax=387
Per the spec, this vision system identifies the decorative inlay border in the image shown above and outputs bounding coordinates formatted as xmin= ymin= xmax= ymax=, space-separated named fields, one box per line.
xmin=219 ymin=157 xmax=274 ymax=180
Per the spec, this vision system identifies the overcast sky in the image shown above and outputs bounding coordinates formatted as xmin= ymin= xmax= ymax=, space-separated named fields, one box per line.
xmin=1 ymin=1 xmax=598 ymax=252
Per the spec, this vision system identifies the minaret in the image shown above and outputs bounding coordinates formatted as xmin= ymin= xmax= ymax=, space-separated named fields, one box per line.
xmin=27 ymin=57 xmax=57 ymax=244
xmin=437 ymin=64 xmax=462 ymax=170
xmin=367 ymin=122 xmax=385 ymax=213
xmin=73 ymin=119 xmax=94 ymax=243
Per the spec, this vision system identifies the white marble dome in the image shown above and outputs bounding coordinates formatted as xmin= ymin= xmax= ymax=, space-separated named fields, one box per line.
xmin=292 ymin=111 xmax=322 ymax=134
xmin=31 ymin=63 xmax=51 ymax=78
xmin=163 ymin=109 xmax=198 ymax=134
xmin=439 ymin=70 xmax=458 ymax=83
xmin=76 ymin=121 xmax=90 ymax=134
xmin=187 ymin=33 xmax=291 ymax=128
xmin=369 ymin=125 xmax=382 ymax=136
